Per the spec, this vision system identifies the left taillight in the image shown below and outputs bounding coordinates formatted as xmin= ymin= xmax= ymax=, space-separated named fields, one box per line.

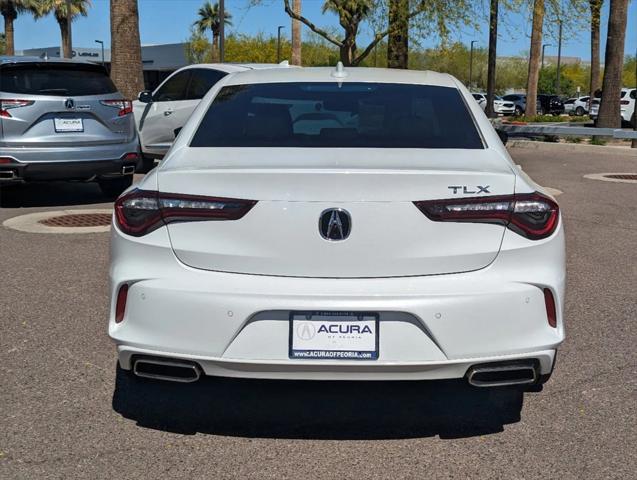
xmin=414 ymin=192 xmax=559 ymax=240
xmin=0 ymin=99 xmax=34 ymax=118
xmin=100 ymin=99 xmax=133 ymax=116
xmin=114 ymin=189 xmax=257 ymax=237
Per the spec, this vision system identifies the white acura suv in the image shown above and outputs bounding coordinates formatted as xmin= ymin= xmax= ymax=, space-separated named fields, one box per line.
xmin=110 ymin=65 xmax=565 ymax=389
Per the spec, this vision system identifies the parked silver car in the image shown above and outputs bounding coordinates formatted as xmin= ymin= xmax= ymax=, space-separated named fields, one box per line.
xmin=0 ymin=56 xmax=140 ymax=197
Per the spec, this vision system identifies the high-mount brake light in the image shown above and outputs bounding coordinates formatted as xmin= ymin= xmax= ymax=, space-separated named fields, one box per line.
xmin=0 ymin=99 xmax=34 ymax=117
xmin=414 ymin=192 xmax=559 ymax=240
xmin=114 ymin=189 xmax=257 ymax=237
xmin=100 ymin=99 xmax=133 ymax=116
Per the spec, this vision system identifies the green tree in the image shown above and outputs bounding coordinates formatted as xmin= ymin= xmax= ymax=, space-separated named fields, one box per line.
xmin=538 ymin=65 xmax=575 ymax=95
xmin=33 ymin=0 xmax=91 ymax=58
xmin=1 ymin=0 xmax=37 ymax=56
xmin=193 ymin=1 xmax=232 ymax=62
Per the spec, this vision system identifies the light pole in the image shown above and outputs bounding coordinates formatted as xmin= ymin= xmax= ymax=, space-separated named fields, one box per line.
xmin=95 ymin=39 xmax=104 ymax=66
xmin=276 ymin=26 xmax=285 ymax=63
xmin=556 ymin=20 xmax=563 ymax=95
xmin=469 ymin=40 xmax=477 ymax=89
xmin=541 ymin=44 xmax=552 ymax=69
xmin=219 ymin=0 xmax=225 ymax=62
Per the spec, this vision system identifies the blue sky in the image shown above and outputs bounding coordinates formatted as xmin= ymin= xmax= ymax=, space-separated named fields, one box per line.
xmin=6 ymin=0 xmax=637 ymax=60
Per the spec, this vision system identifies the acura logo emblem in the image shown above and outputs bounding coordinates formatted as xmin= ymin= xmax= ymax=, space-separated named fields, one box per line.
xmin=319 ymin=208 xmax=351 ymax=241
xmin=65 ymin=98 xmax=75 ymax=109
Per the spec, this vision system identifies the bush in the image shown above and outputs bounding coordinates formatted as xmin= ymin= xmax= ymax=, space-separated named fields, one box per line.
xmin=566 ymin=137 xmax=582 ymax=143
xmin=590 ymin=137 xmax=607 ymax=146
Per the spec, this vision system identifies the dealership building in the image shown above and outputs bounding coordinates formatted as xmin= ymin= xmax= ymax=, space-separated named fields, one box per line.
xmin=17 ymin=43 xmax=191 ymax=90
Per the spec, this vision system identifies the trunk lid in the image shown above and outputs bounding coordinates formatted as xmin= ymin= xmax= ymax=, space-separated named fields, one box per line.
xmin=158 ymin=148 xmax=516 ymax=278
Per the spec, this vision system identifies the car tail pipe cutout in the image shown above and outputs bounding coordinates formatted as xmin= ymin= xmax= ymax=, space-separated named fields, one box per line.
xmin=466 ymin=360 xmax=539 ymax=387
xmin=132 ymin=356 xmax=202 ymax=383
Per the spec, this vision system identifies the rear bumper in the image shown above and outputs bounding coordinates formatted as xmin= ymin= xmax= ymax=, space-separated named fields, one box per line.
xmin=0 ymin=139 xmax=140 ymax=182
xmin=109 ymin=220 xmax=566 ymax=381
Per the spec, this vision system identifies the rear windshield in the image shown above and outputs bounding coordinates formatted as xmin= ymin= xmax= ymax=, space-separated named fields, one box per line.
xmin=0 ymin=63 xmax=117 ymax=96
xmin=190 ymin=82 xmax=484 ymax=149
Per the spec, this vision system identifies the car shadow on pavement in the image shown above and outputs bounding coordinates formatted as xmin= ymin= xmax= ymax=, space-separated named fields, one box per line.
xmin=112 ymin=366 xmax=527 ymax=440
xmin=0 ymin=182 xmax=112 ymax=208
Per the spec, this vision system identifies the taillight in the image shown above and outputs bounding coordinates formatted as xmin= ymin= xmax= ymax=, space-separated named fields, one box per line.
xmin=0 ymin=99 xmax=34 ymax=117
xmin=115 ymin=284 xmax=129 ymax=323
xmin=543 ymin=288 xmax=557 ymax=328
xmin=114 ymin=189 xmax=257 ymax=237
xmin=100 ymin=99 xmax=133 ymax=116
xmin=414 ymin=192 xmax=559 ymax=240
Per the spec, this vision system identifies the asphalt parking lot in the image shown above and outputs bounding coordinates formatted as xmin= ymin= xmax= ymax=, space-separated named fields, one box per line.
xmin=1 ymin=145 xmax=635 ymax=479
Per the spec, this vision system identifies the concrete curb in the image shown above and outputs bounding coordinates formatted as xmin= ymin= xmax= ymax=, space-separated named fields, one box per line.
xmin=2 ymin=209 xmax=112 ymax=234
xmin=507 ymin=139 xmax=637 ymax=157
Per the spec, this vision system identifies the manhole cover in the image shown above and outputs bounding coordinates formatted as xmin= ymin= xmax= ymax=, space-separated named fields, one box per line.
xmin=3 ymin=209 xmax=113 ymax=234
xmin=584 ymin=173 xmax=637 ymax=184
xmin=39 ymin=213 xmax=112 ymax=228
xmin=603 ymin=174 xmax=637 ymax=180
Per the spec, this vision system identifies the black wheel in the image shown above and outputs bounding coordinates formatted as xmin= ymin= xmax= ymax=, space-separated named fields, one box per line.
xmin=575 ymin=106 xmax=585 ymax=116
xmin=514 ymin=106 xmax=523 ymax=116
xmin=98 ymin=175 xmax=133 ymax=199
xmin=140 ymin=155 xmax=157 ymax=174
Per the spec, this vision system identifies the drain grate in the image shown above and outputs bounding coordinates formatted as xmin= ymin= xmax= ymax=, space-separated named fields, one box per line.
xmin=603 ymin=174 xmax=637 ymax=180
xmin=38 ymin=213 xmax=112 ymax=228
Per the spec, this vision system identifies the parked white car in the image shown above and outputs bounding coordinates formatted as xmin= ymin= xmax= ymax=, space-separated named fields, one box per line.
xmin=563 ymin=96 xmax=589 ymax=116
xmin=472 ymin=93 xmax=516 ymax=115
xmin=589 ymin=88 xmax=636 ymax=126
xmin=111 ymin=66 xmax=565 ymax=388
xmin=133 ymin=63 xmax=291 ymax=171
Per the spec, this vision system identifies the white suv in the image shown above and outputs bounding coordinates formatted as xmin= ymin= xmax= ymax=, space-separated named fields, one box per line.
xmin=589 ymin=88 xmax=636 ymax=126
xmin=133 ymin=63 xmax=291 ymax=171
xmin=471 ymin=93 xmax=515 ymax=116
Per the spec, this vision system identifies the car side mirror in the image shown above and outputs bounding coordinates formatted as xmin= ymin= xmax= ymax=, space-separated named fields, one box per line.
xmin=496 ymin=129 xmax=509 ymax=145
xmin=138 ymin=91 xmax=153 ymax=103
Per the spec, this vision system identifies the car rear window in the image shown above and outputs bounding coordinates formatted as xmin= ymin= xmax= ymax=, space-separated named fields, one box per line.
xmin=190 ymin=82 xmax=484 ymax=149
xmin=0 ymin=62 xmax=117 ymax=96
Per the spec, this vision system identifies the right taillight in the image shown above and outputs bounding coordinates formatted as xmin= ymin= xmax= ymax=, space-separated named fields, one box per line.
xmin=543 ymin=288 xmax=557 ymax=328
xmin=414 ymin=192 xmax=559 ymax=240
xmin=114 ymin=189 xmax=257 ymax=237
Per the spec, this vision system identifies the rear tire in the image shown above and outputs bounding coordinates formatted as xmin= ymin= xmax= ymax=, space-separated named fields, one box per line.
xmin=98 ymin=175 xmax=133 ymax=199
xmin=514 ymin=106 xmax=523 ymax=116
xmin=575 ymin=106 xmax=585 ymax=116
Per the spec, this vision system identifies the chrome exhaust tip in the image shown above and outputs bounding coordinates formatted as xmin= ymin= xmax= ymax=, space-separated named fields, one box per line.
xmin=0 ymin=170 xmax=17 ymax=180
xmin=466 ymin=361 xmax=539 ymax=388
xmin=133 ymin=357 xmax=202 ymax=383
xmin=121 ymin=165 xmax=135 ymax=175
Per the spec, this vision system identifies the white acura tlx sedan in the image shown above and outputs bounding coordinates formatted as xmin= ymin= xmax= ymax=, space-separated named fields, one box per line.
xmin=109 ymin=65 xmax=565 ymax=388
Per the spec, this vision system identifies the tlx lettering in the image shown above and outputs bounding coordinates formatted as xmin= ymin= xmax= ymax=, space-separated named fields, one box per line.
xmin=447 ymin=185 xmax=491 ymax=194
xmin=318 ymin=324 xmax=373 ymax=334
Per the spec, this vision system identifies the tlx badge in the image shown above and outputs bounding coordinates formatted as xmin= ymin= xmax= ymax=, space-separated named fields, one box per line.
xmin=447 ymin=185 xmax=491 ymax=194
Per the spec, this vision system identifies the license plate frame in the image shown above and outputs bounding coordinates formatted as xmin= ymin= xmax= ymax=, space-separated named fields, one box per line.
xmin=289 ymin=311 xmax=379 ymax=360
xmin=54 ymin=117 xmax=84 ymax=133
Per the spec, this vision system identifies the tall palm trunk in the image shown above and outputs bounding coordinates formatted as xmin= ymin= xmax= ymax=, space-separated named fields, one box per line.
xmin=597 ymin=0 xmax=629 ymax=128
xmin=588 ymin=0 xmax=602 ymax=105
xmin=387 ymin=0 xmax=409 ymax=69
xmin=212 ymin=31 xmax=220 ymax=62
xmin=110 ymin=0 xmax=145 ymax=100
xmin=525 ymin=0 xmax=544 ymax=117
xmin=291 ymin=0 xmax=301 ymax=65
xmin=485 ymin=0 xmax=498 ymax=118
xmin=2 ymin=6 xmax=16 ymax=56
xmin=57 ymin=17 xmax=72 ymax=58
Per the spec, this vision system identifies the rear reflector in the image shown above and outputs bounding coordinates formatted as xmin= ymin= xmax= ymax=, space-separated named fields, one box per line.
xmin=543 ymin=288 xmax=557 ymax=328
xmin=0 ymin=157 xmax=13 ymax=164
xmin=414 ymin=192 xmax=559 ymax=240
xmin=100 ymin=99 xmax=133 ymax=116
xmin=114 ymin=189 xmax=257 ymax=237
xmin=122 ymin=152 xmax=139 ymax=161
xmin=115 ymin=284 xmax=129 ymax=323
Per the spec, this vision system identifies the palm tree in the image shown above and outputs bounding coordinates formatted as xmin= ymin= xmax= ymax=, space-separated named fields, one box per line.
xmin=110 ymin=0 xmax=144 ymax=100
xmin=34 ymin=0 xmax=90 ymax=58
xmin=525 ymin=0 xmax=545 ymax=117
xmin=485 ymin=0 xmax=498 ymax=118
xmin=597 ymin=0 xmax=629 ymax=128
xmin=291 ymin=0 xmax=301 ymax=65
xmin=588 ymin=0 xmax=603 ymax=104
xmin=0 ymin=0 xmax=37 ymax=56
xmin=193 ymin=1 xmax=232 ymax=62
